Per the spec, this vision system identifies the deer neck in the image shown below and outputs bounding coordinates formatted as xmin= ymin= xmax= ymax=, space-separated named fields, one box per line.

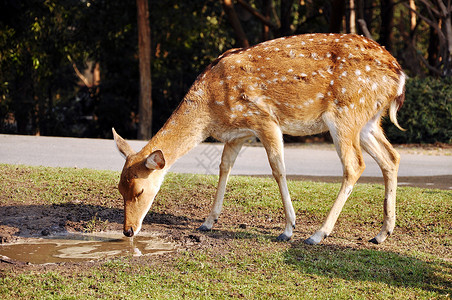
xmin=140 ymin=90 xmax=211 ymax=168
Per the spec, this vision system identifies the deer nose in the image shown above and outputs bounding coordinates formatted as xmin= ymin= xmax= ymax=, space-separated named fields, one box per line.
xmin=123 ymin=227 xmax=134 ymax=237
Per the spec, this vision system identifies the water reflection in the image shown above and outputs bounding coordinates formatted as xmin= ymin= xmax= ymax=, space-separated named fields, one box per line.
xmin=0 ymin=232 xmax=175 ymax=264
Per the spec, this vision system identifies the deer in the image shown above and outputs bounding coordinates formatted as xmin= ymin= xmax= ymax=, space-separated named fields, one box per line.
xmin=113 ymin=33 xmax=406 ymax=245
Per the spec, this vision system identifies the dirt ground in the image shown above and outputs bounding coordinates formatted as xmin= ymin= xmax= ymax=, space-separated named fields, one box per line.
xmin=0 ymin=196 xmax=241 ymax=271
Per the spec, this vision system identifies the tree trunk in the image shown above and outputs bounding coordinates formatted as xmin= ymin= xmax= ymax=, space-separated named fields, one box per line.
xmin=222 ymin=0 xmax=249 ymax=47
xmin=329 ymin=0 xmax=346 ymax=33
xmin=379 ymin=0 xmax=394 ymax=52
xmin=262 ymin=0 xmax=272 ymax=40
xmin=279 ymin=0 xmax=294 ymax=36
xmin=136 ymin=0 xmax=152 ymax=140
xmin=349 ymin=0 xmax=356 ymax=34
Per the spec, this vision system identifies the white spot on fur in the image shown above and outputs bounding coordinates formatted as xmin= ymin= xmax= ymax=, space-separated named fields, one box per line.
xmin=326 ymin=52 xmax=331 ymax=58
xmin=300 ymin=73 xmax=307 ymax=78
xmin=219 ymin=80 xmax=224 ymax=85
xmin=371 ymin=83 xmax=378 ymax=91
xmin=330 ymin=80 xmax=334 ymax=86
xmin=288 ymin=69 xmax=293 ymax=73
xmin=365 ymin=65 xmax=371 ymax=72
xmin=327 ymin=66 xmax=333 ymax=74
xmin=317 ymin=93 xmax=324 ymax=99
xmin=342 ymin=88 xmax=347 ymax=94
xmin=194 ymin=89 xmax=205 ymax=97
xmin=355 ymin=70 xmax=362 ymax=76
xmin=231 ymin=104 xmax=244 ymax=111
xmin=360 ymin=97 xmax=365 ymax=104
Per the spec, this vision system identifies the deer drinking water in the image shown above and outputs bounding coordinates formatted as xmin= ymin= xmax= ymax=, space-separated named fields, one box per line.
xmin=113 ymin=33 xmax=405 ymax=245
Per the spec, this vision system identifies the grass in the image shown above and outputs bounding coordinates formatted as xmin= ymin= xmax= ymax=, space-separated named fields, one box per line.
xmin=0 ymin=164 xmax=451 ymax=299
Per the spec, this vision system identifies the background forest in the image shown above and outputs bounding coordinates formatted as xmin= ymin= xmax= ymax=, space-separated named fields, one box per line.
xmin=0 ymin=0 xmax=451 ymax=143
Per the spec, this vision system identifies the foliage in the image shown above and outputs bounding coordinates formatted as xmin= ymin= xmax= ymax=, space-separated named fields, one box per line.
xmin=0 ymin=1 xmax=451 ymax=142
xmin=384 ymin=77 xmax=452 ymax=144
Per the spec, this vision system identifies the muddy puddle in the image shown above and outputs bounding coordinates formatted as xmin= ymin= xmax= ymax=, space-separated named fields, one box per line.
xmin=0 ymin=232 xmax=176 ymax=264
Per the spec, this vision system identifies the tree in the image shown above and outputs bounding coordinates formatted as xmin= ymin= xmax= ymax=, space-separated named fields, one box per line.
xmin=136 ymin=0 xmax=152 ymax=139
xmin=405 ymin=0 xmax=452 ymax=76
xmin=379 ymin=0 xmax=395 ymax=52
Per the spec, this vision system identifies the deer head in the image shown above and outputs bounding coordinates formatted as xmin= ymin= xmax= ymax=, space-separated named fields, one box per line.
xmin=113 ymin=128 xmax=166 ymax=237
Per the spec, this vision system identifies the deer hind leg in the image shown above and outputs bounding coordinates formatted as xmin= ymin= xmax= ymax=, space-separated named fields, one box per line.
xmin=198 ymin=136 xmax=250 ymax=232
xmin=258 ymin=123 xmax=296 ymax=241
xmin=360 ymin=115 xmax=400 ymax=244
xmin=305 ymin=113 xmax=366 ymax=245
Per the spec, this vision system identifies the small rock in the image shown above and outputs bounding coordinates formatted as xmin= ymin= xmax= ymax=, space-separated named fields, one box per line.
xmin=188 ymin=234 xmax=202 ymax=243
xmin=41 ymin=229 xmax=50 ymax=236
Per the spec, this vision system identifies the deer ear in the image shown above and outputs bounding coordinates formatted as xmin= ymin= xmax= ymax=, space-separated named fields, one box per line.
xmin=145 ymin=150 xmax=165 ymax=170
xmin=112 ymin=128 xmax=135 ymax=159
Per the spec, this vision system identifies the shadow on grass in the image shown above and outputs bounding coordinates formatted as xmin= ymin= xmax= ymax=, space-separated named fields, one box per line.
xmin=0 ymin=203 xmax=197 ymax=238
xmin=283 ymin=242 xmax=452 ymax=296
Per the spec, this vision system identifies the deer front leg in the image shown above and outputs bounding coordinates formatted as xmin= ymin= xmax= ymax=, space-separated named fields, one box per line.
xmin=198 ymin=137 xmax=249 ymax=231
xmin=259 ymin=124 xmax=296 ymax=241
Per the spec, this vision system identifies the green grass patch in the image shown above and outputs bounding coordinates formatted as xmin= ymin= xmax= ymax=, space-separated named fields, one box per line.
xmin=0 ymin=164 xmax=451 ymax=299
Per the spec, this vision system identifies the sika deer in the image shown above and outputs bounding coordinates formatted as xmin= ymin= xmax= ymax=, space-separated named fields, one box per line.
xmin=114 ymin=33 xmax=405 ymax=244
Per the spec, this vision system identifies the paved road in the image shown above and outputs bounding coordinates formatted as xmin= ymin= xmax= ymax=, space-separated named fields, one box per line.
xmin=1 ymin=134 xmax=451 ymax=190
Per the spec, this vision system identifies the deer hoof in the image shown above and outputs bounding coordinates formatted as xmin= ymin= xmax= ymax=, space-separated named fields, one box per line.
xmin=304 ymin=237 xmax=319 ymax=245
xmin=276 ymin=233 xmax=291 ymax=241
xmin=197 ymin=225 xmax=211 ymax=232
xmin=369 ymin=237 xmax=380 ymax=244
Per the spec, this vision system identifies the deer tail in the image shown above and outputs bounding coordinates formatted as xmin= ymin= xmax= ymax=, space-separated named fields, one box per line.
xmin=389 ymin=71 xmax=406 ymax=131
